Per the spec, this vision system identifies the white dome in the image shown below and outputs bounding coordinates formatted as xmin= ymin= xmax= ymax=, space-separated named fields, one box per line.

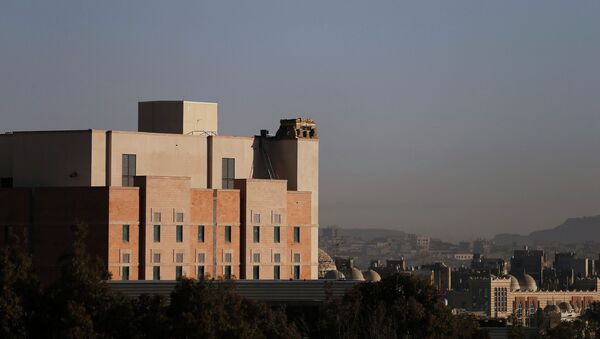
xmin=363 ymin=270 xmax=382 ymax=282
xmin=507 ymin=275 xmax=521 ymax=291
xmin=350 ymin=268 xmax=365 ymax=281
xmin=517 ymin=274 xmax=538 ymax=292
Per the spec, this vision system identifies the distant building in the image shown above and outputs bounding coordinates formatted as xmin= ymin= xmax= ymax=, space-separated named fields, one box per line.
xmin=510 ymin=247 xmax=545 ymax=285
xmin=471 ymin=254 xmax=508 ymax=276
xmin=470 ymin=275 xmax=600 ymax=326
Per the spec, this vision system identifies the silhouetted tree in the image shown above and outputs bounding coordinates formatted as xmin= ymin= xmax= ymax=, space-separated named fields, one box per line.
xmin=0 ymin=233 xmax=40 ymax=338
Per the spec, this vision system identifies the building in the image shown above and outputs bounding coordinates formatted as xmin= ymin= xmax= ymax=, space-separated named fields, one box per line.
xmin=0 ymin=100 xmax=319 ymax=281
xmin=470 ymin=275 xmax=600 ymax=326
xmin=510 ymin=247 xmax=545 ymax=285
xmin=471 ymin=254 xmax=508 ymax=276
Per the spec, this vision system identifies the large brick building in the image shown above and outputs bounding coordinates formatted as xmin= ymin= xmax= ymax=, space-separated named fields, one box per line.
xmin=0 ymin=101 xmax=319 ymax=282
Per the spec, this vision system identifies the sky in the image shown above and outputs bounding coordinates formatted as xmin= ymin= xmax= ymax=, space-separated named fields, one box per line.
xmin=1 ymin=1 xmax=600 ymax=241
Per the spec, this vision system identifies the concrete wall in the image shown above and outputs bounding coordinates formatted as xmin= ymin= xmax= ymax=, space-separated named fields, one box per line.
xmin=208 ymin=136 xmax=255 ymax=189
xmin=0 ymin=134 xmax=13 ymax=179
xmin=91 ymin=130 xmax=107 ymax=186
xmin=183 ymin=101 xmax=218 ymax=135
xmin=138 ymin=101 xmax=184 ymax=134
xmin=107 ymin=131 xmax=208 ymax=188
xmin=138 ymin=101 xmax=218 ymax=136
xmin=12 ymin=130 xmax=94 ymax=187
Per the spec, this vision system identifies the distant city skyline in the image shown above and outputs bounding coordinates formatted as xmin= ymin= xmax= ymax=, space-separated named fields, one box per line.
xmin=2 ymin=1 xmax=600 ymax=241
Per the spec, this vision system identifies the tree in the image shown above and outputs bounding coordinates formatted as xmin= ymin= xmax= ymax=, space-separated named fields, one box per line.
xmin=0 ymin=233 xmax=40 ymax=338
xmin=167 ymin=278 xmax=300 ymax=339
xmin=312 ymin=274 xmax=487 ymax=339
xmin=38 ymin=223 xmax=134 ymax=338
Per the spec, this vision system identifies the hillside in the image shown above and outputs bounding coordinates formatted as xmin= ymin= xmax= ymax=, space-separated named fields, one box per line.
xmin=493 ymin=215 xmax=600 ymax=245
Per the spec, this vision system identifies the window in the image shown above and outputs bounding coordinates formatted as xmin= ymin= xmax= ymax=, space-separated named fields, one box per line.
xmin=223 ymin=252 xmax=232 ymax=263
xmin=224 ymin=225 xmax=232 ymax=243
xmin=197 ymin=252 xmax=206 ymax=264
xmin=122 ymin=225 xmax=130 ymax=242
xmin=293 ymin=253 xmax=301 ymax=263
xmin=224 ymin=265 xmax=232 ymax=279
xmin=122 ymin=267 xmax=130 ymax=281
xmin=176 ymin=225 xmax=183 ymax=243
xmin=222 ymin=158 xmax=235 ymax=189
xmin=253 ymin=226 xmax=260 ymax=243
xmin=122 ymin=253 xmax=131 ymax=264
xmin=293 ymin=265 xmax=301 ymax=280
xmin=122 ymin=154 xmax=136 ymax=187
xmin=198 ymin=225 xmax=205 ymax=242
xmin=252 ymin=252 xmax=260 ymax=263
xmin=153 ymin=253 xmax=161 ymax=264
xmin=293 ymin=226 xmax=300 ymax=243
xmin=273 ymin=213 xmax=281 ymax=225
xmin=153 ymin=225 xmax=161 ymax=242
xmin=176 ymin=266 xmax=183 ymax=279
xmin=273 ymin=253 xmax=281 ymax=263
xmin=253 ymin=213 xmax=261 ymax=224
xmin=274 ymin=226 xmax=281 ymax=243
xmin=176 ymin=212 xmax=184 ymax=223
xmin=153 ymin=266 xmax=160 ymax=280
xmin=153 ymin=212 xmax=161 ymax=222
xmin=175 ymin=253 xmax=184 ymax=263
xmin=274 ymin=266 xmax=281 ymax=280
xmin=198 ymin=266 xmax=205 ymax=279
xmin=253 ymin=266 xmax=260 ymax=280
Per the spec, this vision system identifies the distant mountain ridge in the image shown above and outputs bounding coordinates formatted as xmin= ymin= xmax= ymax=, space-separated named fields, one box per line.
xmin=320 ymin=228 xmax=408 ymax=241
xmin=493 ymin=215 xmax=600 ymax=245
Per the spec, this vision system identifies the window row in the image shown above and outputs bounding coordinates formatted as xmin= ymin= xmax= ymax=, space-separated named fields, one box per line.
xmin=139 ymin=225 xmax=302 ymax=244
xmin=250 ymin=252 xmax=301 ymax=264
xmin=149 ymin=265 xmax=233 ymax=280
xmin=252 ymin=265 xmax=301 ymax=280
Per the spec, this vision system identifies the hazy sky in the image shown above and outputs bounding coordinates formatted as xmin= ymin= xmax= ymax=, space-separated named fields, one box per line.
xmin=2 ymin=1 xmax=600 ymax=241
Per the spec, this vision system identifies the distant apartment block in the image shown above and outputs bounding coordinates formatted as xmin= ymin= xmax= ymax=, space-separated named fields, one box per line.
xmin=0 ymin=100 xmax=319 ymax=281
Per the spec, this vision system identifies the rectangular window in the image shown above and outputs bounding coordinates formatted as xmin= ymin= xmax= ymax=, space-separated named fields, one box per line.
xmin=176 ymin=225 xmax=183 ymax=243
xmin=175 ymin=253 xmax=184 ymax=263
xmin=274 ymin=265 xmax=280 ymax=280
xmin=224 ymin=225 xmax=232 ymax=243
xmin=293 ymin=226 xmax=300 ymax=243
xmin=253 ymin=252 xmax=261 ymax=263
xmin=121 ymin=154 xmax=136 ymax=187
xmin=222 ymin=158 xmax=235 ymax=189
xmin=153 ymin=225 xmax=161 ymax=242
xmin=153 ymin=253 xmax=161 ymax=264
xmin=122 ymin=225 xmax=130 ymax=242
xmin=176 ymin=266 xmax=183 ymax=279
xmin=253 ymin=213 xmax=261 ymax=224
xmin=197 ymin=252 xmax=206 ymax=264
xmin=224 ymin=252 xmax=232 ymax=263
xmin=153 ymin=266 xmax=160 ymax=280
xmin=274 ymin=226 xmax=280 ymax=243
xmin=273 ymin=213 xmax=281 ymax=225
xmin=224 ymin=265 xmax=232 ymax=279
xmin=293 ymin=253 xmax=301 ymax=263
xmin=273 ymin=253 xmax=281 ymax=263
xmin=122 ymin=266 xmax=130 ymax=281
xmin=253 ymin=265 xmax=260 ymax=280
xmin=122 ymin=253 xmax=131 ymax=264
xmin=153 ymin=212 xmax=161 ymax=222
xmin=253 ymin=226 xmax=260 ymax=243
xmin=198 ymin=265 xmax=205 ymax=279
xmin=198 ymin=225 xmax=205 ymax=242
xmin=175 ymin=212 xmax=184 ymax=223
xmin=293 ymin=265 xmax=300 ymax=280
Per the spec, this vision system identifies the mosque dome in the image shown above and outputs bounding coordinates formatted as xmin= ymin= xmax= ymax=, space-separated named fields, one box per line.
xmin=517 ymin=274 xmax=538 ymax=292
xmin=350 ymin=267 xmax=365 ymax=281
xmin=507 ymin=275 xmax=521 ymax=291
xmin=363 ymin=270 xmax=382 ymax=282
xmin=324 ymin=269 xmax=345 ymax=280
xmin=318 ymin=249 xmax=337 ymax=278
xmin=544 ymin=304 xmax=560 ymax=314
xmin=559 ymin=302 xmax=574 ymax=313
